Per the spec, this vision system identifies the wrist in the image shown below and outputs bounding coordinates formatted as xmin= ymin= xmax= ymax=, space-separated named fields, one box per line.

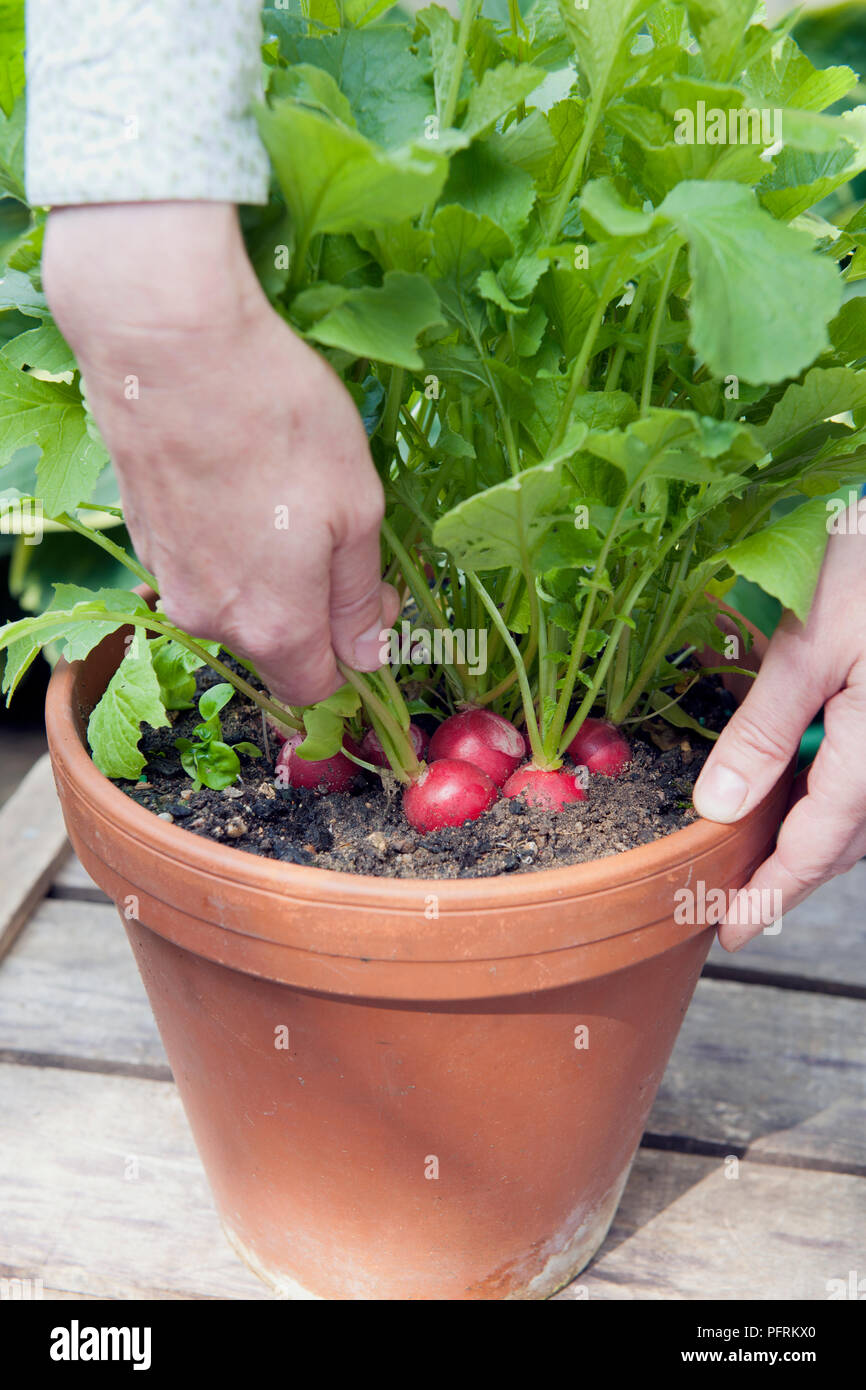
xmin=42 ymin=202 xmax=264 ymax=351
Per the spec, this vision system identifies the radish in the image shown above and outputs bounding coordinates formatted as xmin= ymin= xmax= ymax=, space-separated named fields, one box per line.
xmin=427 ymin=709 xmax=526 ymax=787
xmin=403 ymin=758 xmax=498 ymax=834
xmin=567 ymin=718 xmax=631 ymax=777
xmin=503 ymin=765 xmax=587 ymax=811
xmin=275 ymin=733 xmax=360 ymax=794
xmin=360 ymin=722 xmax=429 ymax=768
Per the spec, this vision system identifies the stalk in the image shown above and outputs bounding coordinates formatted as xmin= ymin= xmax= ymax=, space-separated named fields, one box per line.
xmin=382 ymin=367 xmax=404 ymax=445
xmin=336 ymin=661 xmax=421 ymax=783
xmin=4 ymin=605 xmax=303 ymax=730
xmin=466 ymin=570 xmax=546 ymax=765
xmin=441 ymin=0 xmax=479 ymax=130
xmin=548 ymin=261 xmax=625 ymax=453
xmin=543 ymin=94 xmax=603 ymax=241
xmin=640 ymin=244 xmax=679 ymax=417
xmin=604 ymin=278 xmax=649 ymax=393
xmin=55 ymin=512 xmax=157 ymax=590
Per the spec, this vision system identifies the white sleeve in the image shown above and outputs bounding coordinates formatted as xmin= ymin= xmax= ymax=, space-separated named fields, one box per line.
xmin=25 ymin=0 xmax=271 ymax=207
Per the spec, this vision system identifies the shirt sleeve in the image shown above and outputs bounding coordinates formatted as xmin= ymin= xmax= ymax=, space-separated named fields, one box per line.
xmin=25 ymin=0 xmax=271 ymax=207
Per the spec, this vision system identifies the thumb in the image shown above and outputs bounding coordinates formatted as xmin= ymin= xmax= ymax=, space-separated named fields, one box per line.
xmin=329 ymin=524 xmax=400 ymax=673
xmin=692 ymin=632 xmax=822 ymax=823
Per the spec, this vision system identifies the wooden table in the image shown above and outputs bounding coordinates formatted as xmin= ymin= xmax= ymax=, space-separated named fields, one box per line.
xmin=1 ymin=755 xmax=864 ymax=1301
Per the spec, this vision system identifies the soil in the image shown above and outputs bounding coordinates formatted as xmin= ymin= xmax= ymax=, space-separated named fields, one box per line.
xmin=117 ymin=666 xmax=736 ymax=880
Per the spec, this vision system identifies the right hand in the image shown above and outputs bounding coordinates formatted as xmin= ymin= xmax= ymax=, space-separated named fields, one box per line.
xmin=42 ymin=200 xmax=399 ymax=707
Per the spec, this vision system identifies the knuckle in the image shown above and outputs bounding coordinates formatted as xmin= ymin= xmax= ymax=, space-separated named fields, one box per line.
xmin=726 ymin=707 xmax=795 ymax=766
xmin=330 ymin=580 xmax=382 ymax=623
xmin=159 ymin=595 xmax=215 ymax=641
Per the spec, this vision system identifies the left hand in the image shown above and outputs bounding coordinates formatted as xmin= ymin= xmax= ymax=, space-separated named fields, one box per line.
xmin=692 ymin=496 xmax=866 ymax=951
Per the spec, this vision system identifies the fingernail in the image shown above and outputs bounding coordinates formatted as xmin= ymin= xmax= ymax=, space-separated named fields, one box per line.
xmin=693 ymin=764 xmax=749 ymax=822
xmin=353 ymin=621 xmax=388 ymax=672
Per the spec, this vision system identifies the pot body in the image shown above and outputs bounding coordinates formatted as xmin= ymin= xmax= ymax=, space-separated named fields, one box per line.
xmin=45 ymin=619 xmax=789 ymax=1300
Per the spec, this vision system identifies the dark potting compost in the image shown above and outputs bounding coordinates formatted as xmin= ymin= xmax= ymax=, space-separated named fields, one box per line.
xmin=119 ymin=667 xmax=735 ymax=880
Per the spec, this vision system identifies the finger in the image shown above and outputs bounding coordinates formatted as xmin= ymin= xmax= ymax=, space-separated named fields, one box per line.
xmin=251 ymin=580 xmax=341 ymax=708
xmin=329 ymin=517 xmax=397 ymax=672
xmin=718 ymin=684 xmax=866 ymax=950
xmin=693 ymin=625 xmax=825 ymax=824
xmin=231 ymin=543 xmax=342 ymax=708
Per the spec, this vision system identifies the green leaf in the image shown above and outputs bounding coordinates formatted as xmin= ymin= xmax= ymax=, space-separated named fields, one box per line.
xmin=462 ymin=62 xmax=545 ymax=139
xmin=684 ymin=0 xmax=756 ymax=83
xmin=255 ymin=98 xmax=447 ymax=249
xmin=648 ymin=688 xmax=719 ymax=740
xmin=48 ymin=585 xmax=150 ymax=660
xmin=152 ymin=639 xmax=207 ymax=711
xmin=290 ymin=26 xmax=436 ymax=147
xmin=1 ymin=322 xmax=76 ymax=375
xmin=441 ymin=140 xmax=536 ymax=242
xmin=198 ymin=682 xmax=234 ymax=725
xmin=0 ymin=359 xmax=109 ymax=513
xmin=659 ymin=181 xmax=842 ymax=384
xmin=0 ymin=2 xmax=25 ymax=119
xmin=297 ymin=684 xmax=362 ymax=760
xmin=88 ymin=635 xmax=170 ymax=780
xmin=268 ymin=63 xmax=357 ymax=127
xmin=584 ymin=411 xmax=757 ymax=489
xmin=756 ymin=367 xmax=866 ymax=454
xmin=294 ymin=271 xmax=444 ymax=370
xmin=431 ymin=203 xmax=512 ymax=280
xmin=828 ymin=299 xmax=866 ymax=364
xmin=716 ymin=497 xmax=832 ymax=624
xmin=741 ymin=34 xmax=857 ymax=114
xmin=432 ymin=457 xmax=568 ymax=570
xmin=0 ymin=91 xmax=24 ymax=200
xmin=581 ymin=178 xmax=656 ymax=238
xmin=0 ymin=268 xmax=48 ymax=319
xmin=232 ymin=741 xmax=263 ymax=759
xmin=416 ymin=4 xmax=458 ymax=126
xmin=191 ymin=741 xmax=242 ymax=791
xmin=558 ymin=0 xmax=653 ymax=107
xmin=760 ymin=108 xmax=866 ymax=222
xmin=298 ymin=707 xmax=347 ymax=760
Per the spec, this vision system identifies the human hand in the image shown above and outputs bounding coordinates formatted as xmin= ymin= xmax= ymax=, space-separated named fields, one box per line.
xmin=692 ymin=498 xmax=866 ymax=950
xmin=41 ymin=201 xmax=399 ymax=707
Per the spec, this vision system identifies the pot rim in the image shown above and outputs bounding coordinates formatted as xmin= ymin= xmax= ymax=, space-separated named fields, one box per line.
xmin=45 ymin=613 xmax=776 ymax=913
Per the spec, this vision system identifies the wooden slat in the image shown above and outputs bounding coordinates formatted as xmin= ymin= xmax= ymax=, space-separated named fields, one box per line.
xmin=650 ymin=976 xmax=866 ymax=1172
xmin=1 ymin=1061 xmax=858 ymax=1301
xmin=49 ymin=853 xmax=109 ymax=902
xmin=0 ymin=898 xmax=167 ymax=1071
xmin=707 ymin=860 xmax=866 ymax=992
xmin=0 ymin=1064 xmax=269 ymax=1300
xmin=0 ymin=754 xmax=70 ymax=962
xmin=556 ymin=1148 xmax=865 ymax=1300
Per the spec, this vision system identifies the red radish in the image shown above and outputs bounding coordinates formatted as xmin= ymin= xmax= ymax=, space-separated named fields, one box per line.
xmin=360 ymin=722 xmax=429 ymax=768
xmin=403 ymin=758 xmax=498 ymax=834
xmin=275 ymin=733 xmax=360 ymax=794
xmin=567 ymin=718 xmax=631 ymax=777
xmin=427 ymin=709 xmax=526 ymax=787
xmin=503 ymin=765 xmax=587 ymax=811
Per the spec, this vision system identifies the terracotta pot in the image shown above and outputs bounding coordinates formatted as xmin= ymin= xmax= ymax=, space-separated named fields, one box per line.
xmin=44 ymin=613 xmax=789 ymax=1300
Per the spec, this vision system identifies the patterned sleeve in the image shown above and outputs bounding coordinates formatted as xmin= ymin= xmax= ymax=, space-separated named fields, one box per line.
xmin=25 ymin=0 xmax=271 ymax=207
